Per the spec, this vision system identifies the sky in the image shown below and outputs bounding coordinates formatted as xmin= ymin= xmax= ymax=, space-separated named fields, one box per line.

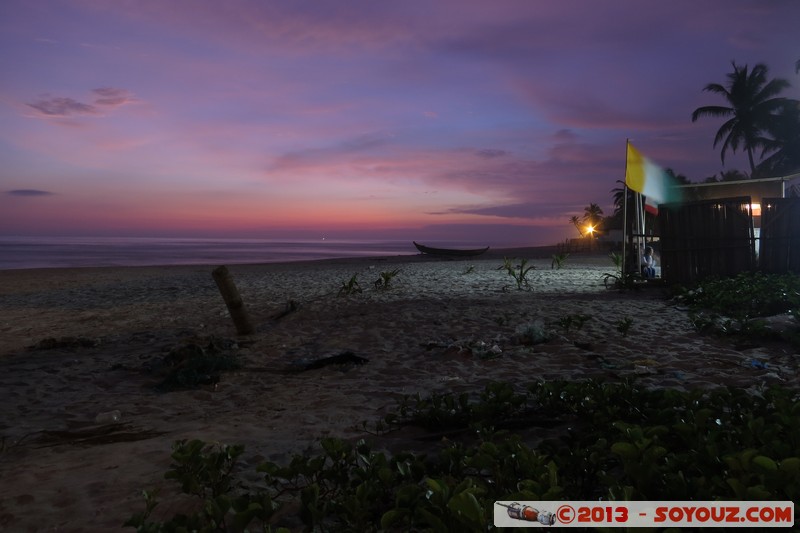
xmin=1 ymin=0 xmax=798 ymax=246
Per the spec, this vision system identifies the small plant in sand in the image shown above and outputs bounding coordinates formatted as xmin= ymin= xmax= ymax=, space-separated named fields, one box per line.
xmin=499 ymin=257 xmax=536 ymax=290
xmin=602 ymin=251 xmax=623 ymax=287
xmin=609 ymin=251 xmax=622 ymax=269
xmin=338 ymin=273 xmax=362 ymax=296
xmin=443 ymin=338 xmax=503 ymax=360
xmin=551 ymin=252 xmax=569 ymax=269
xmin=514 ymin=320 xmax=553 ymax=345
xmin=616 ymin=317 xmax=634 ymax=337
xmin=494 ymin=313 xmax=511 ymax=326
xmin=152 ymin=337 xmax=242 ymax=391
xmin=602 ymin=251 xmax=639 ymax=289
xmin=374 ymin=268 xmax=400 ymax=290
xmin=557 ymin=313 xmax=592 ymax=333
xmin=471 ymin=340 xmax=503 ymax=359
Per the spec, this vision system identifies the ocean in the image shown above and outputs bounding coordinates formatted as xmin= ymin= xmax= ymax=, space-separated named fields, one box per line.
xmin=0 ymin=236 xmax=421 ymax=270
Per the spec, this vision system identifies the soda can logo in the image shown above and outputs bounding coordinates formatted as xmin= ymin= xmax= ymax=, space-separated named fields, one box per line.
xmin=497 ymin=502 xmax=556 ymax=525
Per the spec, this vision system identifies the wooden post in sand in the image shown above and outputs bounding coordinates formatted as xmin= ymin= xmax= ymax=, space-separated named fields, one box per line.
xmin=212 ymin=266 xmax=255 ymax=335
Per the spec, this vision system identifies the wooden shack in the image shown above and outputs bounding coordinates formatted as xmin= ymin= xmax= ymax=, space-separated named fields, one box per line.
xmin=656 ymin=174 xmax=800 ymax=284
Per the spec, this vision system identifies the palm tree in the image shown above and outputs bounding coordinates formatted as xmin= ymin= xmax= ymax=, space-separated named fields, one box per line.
xmin=691 ymin=61 xmax=790 ymax=176
xmin=610 ymin=186 xmax=626 ymax=216
xmin=757 ymin=103 xmax=800 ymax=176
xmin=718 ymin=169 xmax=750 ymax=181
xmin=569 ymin=215 xmax=584 ymax=236
xmin=583 ymin=203 xmax=604 ymax=234
xmin=665 ymin=168 xmax=692 ymax=185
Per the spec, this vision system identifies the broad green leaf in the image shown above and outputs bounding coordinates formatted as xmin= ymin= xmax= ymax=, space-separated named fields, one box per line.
xmin=447 ymin=490 xmax=485 ymax=526
xmin=752 ymin=455 xmax=778 ymax=472
xmin=381 ymin=509 xmax=404 ymax=529
xmin=779 ymin=457 xmax=800 ymax=474
xmin=418 ymin=508 xmax=447 ymax=532
xmin=745 ymin=485 xmax=772 ymax=499
xmin=611 ymin=442 xmax=639 ymax=460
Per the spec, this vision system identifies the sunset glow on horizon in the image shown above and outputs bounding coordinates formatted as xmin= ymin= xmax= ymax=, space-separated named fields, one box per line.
xmin=1 ymin=1 xmax=798 ymax=246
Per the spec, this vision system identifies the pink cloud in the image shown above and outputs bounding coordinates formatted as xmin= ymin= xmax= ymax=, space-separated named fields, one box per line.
xmin=25 ymin=88 xmax=136 ymax=120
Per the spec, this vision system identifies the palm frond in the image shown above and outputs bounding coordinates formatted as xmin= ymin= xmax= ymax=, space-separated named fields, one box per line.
xmin=691 ymin=105 xmax=733 ymax=122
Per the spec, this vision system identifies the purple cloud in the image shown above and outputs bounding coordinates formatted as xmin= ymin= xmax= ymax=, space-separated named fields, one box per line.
xmin=268 ymin=132 xmax=394 ymax=173
xmin=475 ymin=149 xmax=508 ymax=159
xmin=6 ymin=189 xmax=55 ymax=196
xmin=92 ymin=87 xmax=135 ymax=107
xmin=27 ymin=97 xmax=98 ymax=117
xmin=440 ymin=200 xmax=595 ymax=221
xmin=26 ymin=88 xmax=134 ymax=118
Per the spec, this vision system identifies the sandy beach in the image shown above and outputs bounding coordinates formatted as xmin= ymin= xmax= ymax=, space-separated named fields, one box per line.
xmin=1 ymin=249 xmax=797 ymax=531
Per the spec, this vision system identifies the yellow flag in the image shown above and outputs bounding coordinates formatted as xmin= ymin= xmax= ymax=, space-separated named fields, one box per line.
xmin=625 ymin=142 xmax=680 ymax=208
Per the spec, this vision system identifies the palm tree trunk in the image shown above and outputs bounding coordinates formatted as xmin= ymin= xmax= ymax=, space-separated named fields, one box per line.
xmin=747 ymin=146 xmax=756 ymax=177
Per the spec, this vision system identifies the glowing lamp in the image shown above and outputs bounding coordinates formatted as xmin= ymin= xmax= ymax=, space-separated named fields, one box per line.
xmin=750 ymin=203 xmax=761 ymax=217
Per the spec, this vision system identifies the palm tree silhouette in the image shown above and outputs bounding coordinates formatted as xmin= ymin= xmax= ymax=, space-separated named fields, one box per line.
xmin=583 ymin=203 xmax=604 ymax=233
xmin=691 ymin=62 xmax=790 ymax=176
xmin=569 ymin=215 xmax=584 ymax=236
xmin=757 ymin=103 xmax=800 ymax=176
xmin=610 ymin=186 xmax=626 ymax=216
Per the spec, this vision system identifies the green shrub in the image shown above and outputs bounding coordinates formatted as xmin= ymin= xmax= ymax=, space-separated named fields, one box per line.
xmin=675 ymin=272 xmax=800 ymax=320
xmin=676 ymin=272 xmax=800 ymax=347
xmin=128 ymin=381 xmax=800 ymax=531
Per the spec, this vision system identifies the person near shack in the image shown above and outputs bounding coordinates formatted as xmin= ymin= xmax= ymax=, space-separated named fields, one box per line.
xmin=641 ymin=246 xmax=657 ymax=278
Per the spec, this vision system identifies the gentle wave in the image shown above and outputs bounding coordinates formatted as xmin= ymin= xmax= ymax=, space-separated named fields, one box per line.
xmin=0 ymin=237 xmax=420 ymax=270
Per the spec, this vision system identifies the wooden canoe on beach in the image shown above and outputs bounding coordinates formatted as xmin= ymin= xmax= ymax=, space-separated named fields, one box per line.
xmin=413 ymin=241 xmax=490 ymax=257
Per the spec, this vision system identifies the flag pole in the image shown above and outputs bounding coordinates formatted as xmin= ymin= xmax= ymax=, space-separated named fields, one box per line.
xmin=621 ymin=184 xmax=628 ymax=278
xmin=635 ymin=191 xmax=643 ymax=273
xmin=622 ymin=139 xmax=630 ymax=279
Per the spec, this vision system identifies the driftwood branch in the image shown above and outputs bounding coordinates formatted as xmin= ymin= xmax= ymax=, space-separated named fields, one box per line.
xmin=211 ymin=266 xmax=255 ymax=335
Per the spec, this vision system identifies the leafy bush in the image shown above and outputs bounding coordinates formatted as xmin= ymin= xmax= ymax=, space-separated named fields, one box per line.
xmin=124 ymin=439 xmax=282 ymax=532
xmin=128 ymin=381 xmax=800 ymax=531
xmin=155 ymin=339 xmax=241 ymax=391
xmin=675 ymin=272 xmax=800 ymax=321
xmin=676 ymin=272 xmax=800 ymax=348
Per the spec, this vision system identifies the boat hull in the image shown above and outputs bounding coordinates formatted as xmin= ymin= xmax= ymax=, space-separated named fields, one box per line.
xmin=413 ymin=241 xmax=490 ymax=257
